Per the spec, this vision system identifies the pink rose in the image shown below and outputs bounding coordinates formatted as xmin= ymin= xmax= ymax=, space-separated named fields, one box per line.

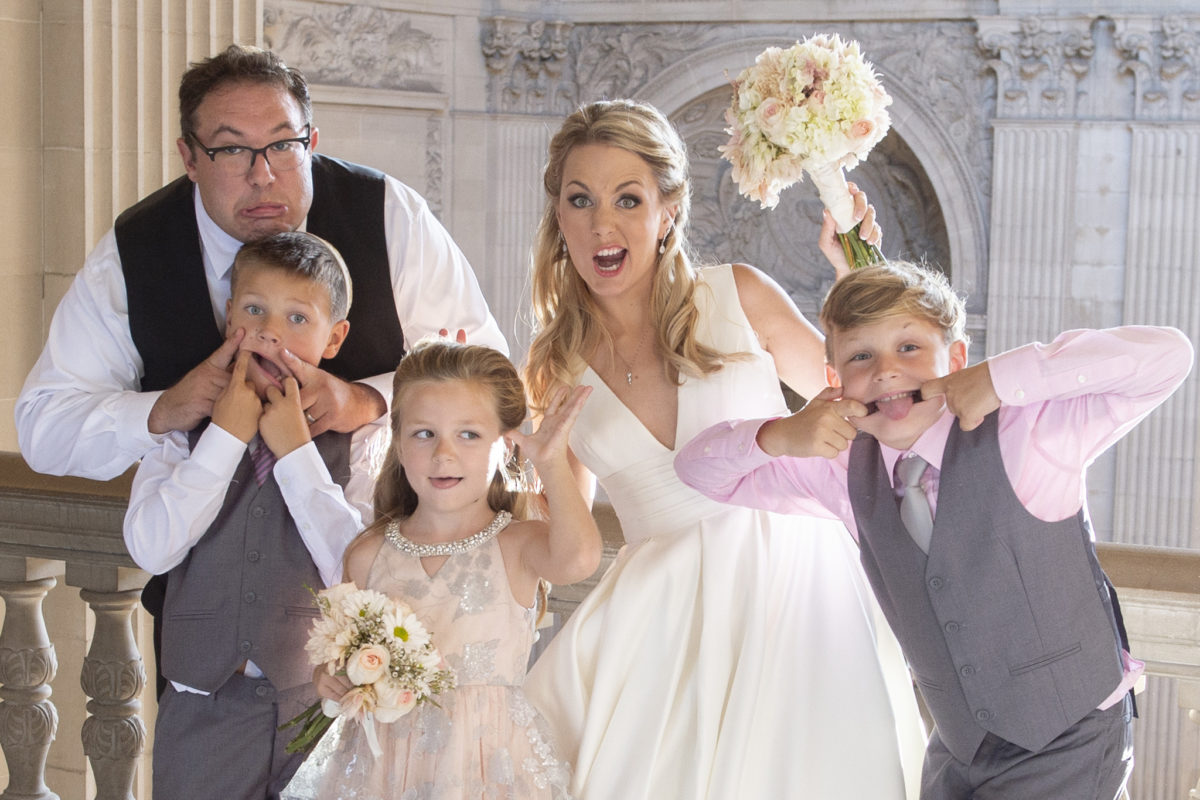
xmin=850 ymin=119 xmax=875 ymax=140
xmin=754 ymin=98 xmax=788 ymax=139
xmin=346 ymin=644 xmax=390 ymax=685
xmin=373 ymin=681 xmax=418 ymax=723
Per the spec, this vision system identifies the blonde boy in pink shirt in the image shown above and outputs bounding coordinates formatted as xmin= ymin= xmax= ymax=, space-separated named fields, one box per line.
xmin=675 ymin=262 xmax=1192 ymax=800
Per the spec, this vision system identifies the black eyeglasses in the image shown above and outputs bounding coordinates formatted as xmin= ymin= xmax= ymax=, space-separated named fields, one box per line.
xmin=186 ymin=125 xmax=312 ymax=175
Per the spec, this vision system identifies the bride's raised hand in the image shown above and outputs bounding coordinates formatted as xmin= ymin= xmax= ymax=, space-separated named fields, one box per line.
xmin=509 ymin=385 xmax=592 ymax=471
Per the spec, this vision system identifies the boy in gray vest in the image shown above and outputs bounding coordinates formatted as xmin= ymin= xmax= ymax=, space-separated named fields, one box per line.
xmin=675 ymin=262 xmax=1193 ymax=799
xmin=123 ymin=232 xmax=387 ymax=799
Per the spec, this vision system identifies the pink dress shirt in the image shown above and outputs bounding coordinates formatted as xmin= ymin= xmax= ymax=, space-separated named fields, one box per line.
xmin=675 ymin=325 xmax=1194 ymax=710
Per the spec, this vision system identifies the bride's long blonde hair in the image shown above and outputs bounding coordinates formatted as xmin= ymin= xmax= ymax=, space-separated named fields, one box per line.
xmin=524 ymin=99 xmax=728 ymax=413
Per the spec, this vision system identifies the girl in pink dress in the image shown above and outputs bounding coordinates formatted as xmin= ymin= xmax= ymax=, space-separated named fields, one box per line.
xmin=282 ymin=340 xmax=597 ymax=800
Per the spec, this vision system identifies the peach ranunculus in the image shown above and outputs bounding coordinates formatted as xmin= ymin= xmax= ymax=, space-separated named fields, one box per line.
xmin=346 ymin=644 xmax=391 ymax=685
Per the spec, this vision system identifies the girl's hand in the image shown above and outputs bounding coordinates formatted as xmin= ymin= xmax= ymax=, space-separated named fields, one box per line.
xmin=259 ymin=376 xmax=313 ymax=457
xmin=510 ymin=385 xmax=592 ymax=470
xmin=211 ymin=350 xmax=263 ymax=443
xmin=314 ymin=664 xmax=353 ymax=702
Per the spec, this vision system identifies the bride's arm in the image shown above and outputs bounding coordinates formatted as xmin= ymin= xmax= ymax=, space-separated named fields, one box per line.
xmin=733 ymin=263 xmax=829 ymax=401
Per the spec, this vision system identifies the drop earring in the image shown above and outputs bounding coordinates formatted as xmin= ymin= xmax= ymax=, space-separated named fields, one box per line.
xmin=659 ymin=219 xmax=674 ymax=255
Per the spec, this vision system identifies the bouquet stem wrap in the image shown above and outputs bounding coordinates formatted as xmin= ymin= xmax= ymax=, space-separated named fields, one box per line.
xmin=808 ymin=162 xmax=884 ymax=269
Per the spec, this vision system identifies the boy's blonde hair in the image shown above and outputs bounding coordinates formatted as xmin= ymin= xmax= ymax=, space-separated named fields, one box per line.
xmin=374 ymin=339 xmax=531 ymax=524
xmin=819 ymin=261 xmax=968 ymax=361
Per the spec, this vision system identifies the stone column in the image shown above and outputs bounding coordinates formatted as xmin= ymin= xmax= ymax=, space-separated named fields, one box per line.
xmin=1112 ymin=16 xmax=1200 ymax=551
xmin=977 ymin=16 xmax=1098 ymax=352
xmin=480 ymin=17 xmax=574 ymax=357
xmin=0 ymin=568 xmax=60 ymax=800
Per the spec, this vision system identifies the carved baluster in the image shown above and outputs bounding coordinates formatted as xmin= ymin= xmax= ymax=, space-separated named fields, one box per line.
xmin=79 ymin=589 xmax=145 ymax=800
xmin=0 ymin=577 xmax=59 ymax=800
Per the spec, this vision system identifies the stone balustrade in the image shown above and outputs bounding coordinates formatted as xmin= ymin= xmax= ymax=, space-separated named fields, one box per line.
xmin=0 ymin=451 xmax=1195 ymax=798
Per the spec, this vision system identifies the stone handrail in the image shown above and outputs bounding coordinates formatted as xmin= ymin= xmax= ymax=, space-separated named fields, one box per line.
xmin=0 ymin=452 xmax=1195 ymax=798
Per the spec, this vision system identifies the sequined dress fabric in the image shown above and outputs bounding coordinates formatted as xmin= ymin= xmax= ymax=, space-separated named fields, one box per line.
xmin=524 ymin=264 xmax=926 ymax=800
xmin=281 ymin=536 xmax=573 ymax=800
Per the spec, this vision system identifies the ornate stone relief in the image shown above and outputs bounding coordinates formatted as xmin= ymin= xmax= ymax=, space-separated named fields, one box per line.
xmin=425 ymin=117 xmax=445 ymax=218
xmin=482 ymin=18 xmax=573 ymax=114
xmin=1115 ymin=15 xmax=1200 ymax=120
xmin=265 ymin=1 xmax=446 ymax=92
xmin=976 ymin=16 xmax=1097 ymax=119
xmin=481 ymin=19 xmax=985 ymax=311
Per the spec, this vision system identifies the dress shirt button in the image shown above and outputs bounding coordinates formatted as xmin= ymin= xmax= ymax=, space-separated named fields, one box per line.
xmin=960 ymin=665 xmax=976 ymax=677
xmin=928 ymin=576 xmax=945 ymax=591
xmin=944 ymin=621 xmax=960 ymax=634
xmin=247 ymin=550 xmax=261 ymax=563
xmin=251 ymin=506 xmax=267 ymax=518
xmin=239 ymin=640 xmax=252 ymax=653
xmin=1077 ymin=374 xmax=1087 ymax=384
xmin=243 ymin=592 xmax=256 ymax=604
xmin=704 ymin=446 xmax=711 ymax=454
xmin=975 ymin=709 xmax=994 ymax=722
xmin=1013 ymin=389 xmax=1025 ymax=400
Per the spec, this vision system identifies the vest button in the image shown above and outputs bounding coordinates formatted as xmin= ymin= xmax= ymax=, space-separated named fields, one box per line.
xmin=239 ymin=640 xmax=252 ymax=653
xmin=243 ymin=592 xmax=256 ymax=604
xmin=251 ymin=506 xmax=267 ymax=518
xmin=255 ymin=685 xmax=270 ymax=697
xmin=975 ymin=709 xmax=994 ymax=722
xmin=944 ymin=621 xmax=960 ymax=634
xmin=247 ymin=550 xmax=261 ymax=562
xmin=928 ymin=576 xmax=944 ymax=590
xmin=960 ymin=664 xmax=976 ymax=677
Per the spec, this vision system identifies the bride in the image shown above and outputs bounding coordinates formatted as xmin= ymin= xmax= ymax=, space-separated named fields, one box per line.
xmin=521 ymin=98 xmax=925 ymax=800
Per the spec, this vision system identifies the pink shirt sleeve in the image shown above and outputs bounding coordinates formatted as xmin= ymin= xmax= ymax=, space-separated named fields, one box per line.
xmin=673 ymin=418 xmax=857 ymax=535
xmin=988 ymin=326 xmax=1193 ymax=521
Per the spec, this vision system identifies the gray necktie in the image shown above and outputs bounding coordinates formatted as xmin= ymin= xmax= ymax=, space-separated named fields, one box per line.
xmin=895 ymin=455 xmax=934 ymax=553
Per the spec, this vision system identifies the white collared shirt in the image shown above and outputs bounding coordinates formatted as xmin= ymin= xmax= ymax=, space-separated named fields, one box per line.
xmin=16 ymin=171 xmax=508 ymax=480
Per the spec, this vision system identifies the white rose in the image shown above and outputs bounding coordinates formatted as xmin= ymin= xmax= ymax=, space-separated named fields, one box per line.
xmin=346 ymin=644 xmax=390 ymax=685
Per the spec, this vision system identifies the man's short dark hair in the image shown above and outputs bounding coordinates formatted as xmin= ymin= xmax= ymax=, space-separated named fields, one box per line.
xmin=231 ymin=232 xmax=352 ymax=322
xmin=178 ymin=44 xmax=312 ymax=139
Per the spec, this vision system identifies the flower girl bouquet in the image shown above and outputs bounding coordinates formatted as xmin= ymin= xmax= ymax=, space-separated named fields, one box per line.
xmin=720 ymin=33 xmax=892 ymax=267
xmin=280 ymin=582 xmax=456 ymax=756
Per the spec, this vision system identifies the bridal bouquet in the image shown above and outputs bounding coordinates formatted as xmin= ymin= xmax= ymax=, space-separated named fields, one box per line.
xmin=280 ymin=582 xmax=456 ymax=755
xmin=720 ymin=34 xmax=892 ymax=267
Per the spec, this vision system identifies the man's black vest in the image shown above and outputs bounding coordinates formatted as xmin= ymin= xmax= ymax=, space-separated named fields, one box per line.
xmin=115 ymin=153 xmax=407 ymax=390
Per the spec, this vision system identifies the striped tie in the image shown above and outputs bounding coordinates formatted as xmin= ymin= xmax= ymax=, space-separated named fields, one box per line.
xmin=251 ymin=439 xmax=276 ymax=486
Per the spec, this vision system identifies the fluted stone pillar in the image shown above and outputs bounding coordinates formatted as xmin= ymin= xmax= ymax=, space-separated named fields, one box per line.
xmin=78 ymin=589 xmax=145 ymax=800
xmin=0 ymin=576 xmax=59 ymax=800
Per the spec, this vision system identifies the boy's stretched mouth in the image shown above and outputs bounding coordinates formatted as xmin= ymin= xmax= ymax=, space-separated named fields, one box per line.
xmin=864 ymin=389 xmax=924 ymax=420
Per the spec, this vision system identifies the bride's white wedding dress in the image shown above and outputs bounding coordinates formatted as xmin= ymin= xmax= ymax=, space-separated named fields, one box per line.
xmin=525 ymin=264 xmax=925 ymax=800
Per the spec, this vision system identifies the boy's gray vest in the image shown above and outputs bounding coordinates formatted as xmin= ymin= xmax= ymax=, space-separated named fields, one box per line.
xmin=115 ymin=153 xmax=407 ymax=393
xmin=847 ymin=412 xmax=1126 ymax=763
xmin=160 ymin=428 xmax=352 ymax=692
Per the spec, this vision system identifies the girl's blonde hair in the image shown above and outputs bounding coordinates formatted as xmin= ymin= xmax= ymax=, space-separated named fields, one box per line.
xmin=373 ymin=340 xmax=532 ymax=525
xmin=524 ymin=99 xmax=727 ymax=412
